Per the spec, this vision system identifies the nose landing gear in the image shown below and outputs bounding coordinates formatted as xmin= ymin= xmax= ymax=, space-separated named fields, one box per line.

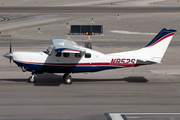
xmin=28 ymin=73 xmax=36 ymax=83
xmin=28 ymin=75 xmax=35 ymax=83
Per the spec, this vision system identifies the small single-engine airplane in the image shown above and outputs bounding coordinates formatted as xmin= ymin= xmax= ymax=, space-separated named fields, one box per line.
xmin=3 ymin=28 xmax=176 ymax=84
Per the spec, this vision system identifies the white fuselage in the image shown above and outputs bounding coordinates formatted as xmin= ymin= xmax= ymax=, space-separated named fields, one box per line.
xmin=13 ymin=47 xmax=137 ymax=73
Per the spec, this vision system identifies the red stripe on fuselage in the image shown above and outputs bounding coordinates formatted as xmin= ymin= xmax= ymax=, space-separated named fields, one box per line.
xmin=14 ymin=60 xmax=136 ymax=67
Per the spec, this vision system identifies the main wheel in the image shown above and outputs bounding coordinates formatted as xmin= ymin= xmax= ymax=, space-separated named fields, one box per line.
xmin=28 ymin=75 xmax=35 ymax=83
xmin=64 ymin=75 xmax=73 ymax=85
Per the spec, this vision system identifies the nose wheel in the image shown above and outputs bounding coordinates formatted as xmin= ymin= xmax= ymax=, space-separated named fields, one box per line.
xmin=29 ymin=75 xmax=35 ymax=83
xmin=28 ymin=74 xmax=36 ymax=83
xmin=63 ymin=73 xmax=73 ymax=84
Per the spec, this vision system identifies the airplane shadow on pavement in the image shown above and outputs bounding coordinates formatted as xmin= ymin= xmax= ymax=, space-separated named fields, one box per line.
xmin=74 ymin=76 xmax=149 ymax=83
xmin=0 ymin=74 xmax=149 ymax=86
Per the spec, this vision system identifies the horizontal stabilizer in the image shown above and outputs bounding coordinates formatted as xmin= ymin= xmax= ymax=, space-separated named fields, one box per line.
xmin=137 ymin=59 xmax=160 ymax=65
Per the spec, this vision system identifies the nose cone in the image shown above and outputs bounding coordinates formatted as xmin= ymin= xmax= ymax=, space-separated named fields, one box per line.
xmin=3 ymin=53 xmax=13 ymax=59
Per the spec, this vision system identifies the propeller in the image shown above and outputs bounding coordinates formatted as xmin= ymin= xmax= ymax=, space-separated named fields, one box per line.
xmin=9 ymin=36 xmax=12 ymax=64
xmin=3 ymin=35 xmax=13 ymax=64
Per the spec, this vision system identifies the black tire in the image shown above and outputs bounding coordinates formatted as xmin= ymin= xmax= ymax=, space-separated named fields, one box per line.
xmin=64 ymin=76 xmax=73 ymax=85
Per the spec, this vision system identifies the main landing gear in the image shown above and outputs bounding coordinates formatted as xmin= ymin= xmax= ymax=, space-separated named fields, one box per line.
xmin=28 ymin=73 xmax=73 ymax=84
xmin=63 ymin=73 xmax=73 ymax=85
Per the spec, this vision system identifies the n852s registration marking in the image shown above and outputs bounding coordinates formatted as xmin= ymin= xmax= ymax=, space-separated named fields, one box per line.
xmin=110 ymin=58 xmax=135 ymax=65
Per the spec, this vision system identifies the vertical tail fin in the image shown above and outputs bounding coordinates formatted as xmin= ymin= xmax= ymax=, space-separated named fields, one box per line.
xmin=107 ymin=28 xmax=176 ymax=64
xmin=145 ymin=28 xmax=176 ymax=47
xmin=143 ymin=28 xmax=176 ymax=63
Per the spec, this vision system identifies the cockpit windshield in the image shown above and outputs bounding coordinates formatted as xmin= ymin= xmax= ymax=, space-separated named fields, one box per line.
xmin=42 ymin=46 xmax=53 ymax=55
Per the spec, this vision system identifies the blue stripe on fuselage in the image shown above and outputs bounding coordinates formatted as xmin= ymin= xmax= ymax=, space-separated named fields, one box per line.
xmin=14 ymin=60 xmax=120 ymax=73
xmin=72 ymin=66 xmax=120 ymax=73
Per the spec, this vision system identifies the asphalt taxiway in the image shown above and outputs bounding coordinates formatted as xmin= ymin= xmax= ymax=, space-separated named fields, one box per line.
xmin=0 ymin=1 xmax=180 ymax=120
xmin=0 ymin=6 xmax=180 ymax=13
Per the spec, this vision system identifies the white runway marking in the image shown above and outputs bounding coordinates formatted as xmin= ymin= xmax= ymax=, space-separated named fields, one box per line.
xmin=109 ymin=113 xmax=124 ymax=120
xmin=111 ymin=30 xmax=157 ymax=35
xmin=106 ymin=113 xmax=180 ymax=120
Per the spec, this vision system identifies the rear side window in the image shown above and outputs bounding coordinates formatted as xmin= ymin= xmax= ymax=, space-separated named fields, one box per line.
xmin=85 ymin=53 xmax=91 ymax=58
xmin=55 ymin=52 xmax=61 ymax=57
xmin=63 ymin=53 xmax=69 ymax=57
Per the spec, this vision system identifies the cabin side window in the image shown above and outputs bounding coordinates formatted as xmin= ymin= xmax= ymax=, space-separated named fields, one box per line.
xmin=63 ymin=53 xmax=69 ymax=57
xmin=75 ymin=53 xmax=81 ymax=58
xmin=85 ymin=53 xmax=91 ymax=58
xmin=55 ymin=52 xmax=61 ymax=57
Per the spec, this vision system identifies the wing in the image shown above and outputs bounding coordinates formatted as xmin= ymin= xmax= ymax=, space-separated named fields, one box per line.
xmin=51 ymin=39 xmax=86 ymax=53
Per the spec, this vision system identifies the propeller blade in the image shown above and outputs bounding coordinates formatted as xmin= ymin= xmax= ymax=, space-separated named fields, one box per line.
xmin=9 ymin=35 xmax=12 ymax=65
xmin=10 ymin=35 xmax=12 ymax=53
xmin=3 ymin=35 xmax=13 ymax=65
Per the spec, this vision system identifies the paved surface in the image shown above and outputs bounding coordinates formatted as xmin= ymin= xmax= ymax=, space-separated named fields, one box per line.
xmin=0 ymin=0 xmax=180 ymax=119
xmin=0 ymin=0 xmax=180 ymax=7
xmin=1 ymin=6 xmax=180 ymax=13
xmin=0 ymin=73 xmax=180 ymax=120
